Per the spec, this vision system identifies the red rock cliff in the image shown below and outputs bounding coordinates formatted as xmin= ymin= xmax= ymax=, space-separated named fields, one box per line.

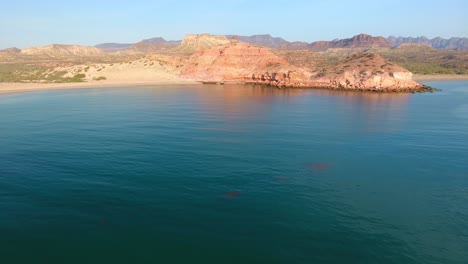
xmin=181 ymin=41 xmax=310 ymax=83
xmin=180 ymin=39 xmax=428 ymax=92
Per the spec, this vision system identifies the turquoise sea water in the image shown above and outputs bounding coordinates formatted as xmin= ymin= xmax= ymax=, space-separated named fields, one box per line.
xmin=0 ymin=82 xmax=467 ymax=264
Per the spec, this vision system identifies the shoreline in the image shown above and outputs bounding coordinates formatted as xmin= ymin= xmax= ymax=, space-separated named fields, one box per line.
xmin=413 ymin=74 xmax=468 ymax=81
xmin=0 ymin=75 xmax=466 ymax=96
xmin=0 ymin=80 xmax=199 ymax=95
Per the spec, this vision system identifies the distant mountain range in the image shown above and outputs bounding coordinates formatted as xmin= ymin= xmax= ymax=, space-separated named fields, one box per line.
xmin=387 ymin=36 xmax=468 ymax=50
xmin=95 ymin=38 xmax=181 ymax=52
xmin=93 ymin=34 xmax=467 ymax=52
xmin=94 ymin=43 xmax=133 ymax=51
xmin=225 ymin=34 xmax=291 ymax=48
xmin=2 ymin=34 xmax=466 ymax=54
xmin=307 ymin=34 xmax=392 ymax=51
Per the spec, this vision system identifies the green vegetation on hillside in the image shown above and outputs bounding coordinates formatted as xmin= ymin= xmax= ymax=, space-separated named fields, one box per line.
xmin=0 ymin=64 xmax=86 ymax=83
xmin=274 ymin=47 xmax=468 ymax=75
xmin=93 ymin=76 xmax=107 ymax=81
xmin=0 ymin=64 xmax=45 ymax=82
xmin=376 ymin=48 xmax=468 ymax=75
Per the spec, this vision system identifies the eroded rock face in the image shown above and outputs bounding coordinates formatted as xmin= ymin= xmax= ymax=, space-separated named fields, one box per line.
xmin=331 ymin=71 xmax=417 ymax=90
xmin=181 ymin=41 xmax=315 ymax=88
xmin=181 ymin=42 xmax=425 ymax=91
xmin=313 ymin=53 xmax=424 ymax=91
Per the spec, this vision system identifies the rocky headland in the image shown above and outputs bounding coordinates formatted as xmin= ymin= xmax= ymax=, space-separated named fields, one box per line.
xmin=179 ymin=36 xmax=429 ymax=92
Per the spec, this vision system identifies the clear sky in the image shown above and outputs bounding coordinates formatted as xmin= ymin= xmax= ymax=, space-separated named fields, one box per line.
xmin=0 ymin=0 xmax=467 ymax=49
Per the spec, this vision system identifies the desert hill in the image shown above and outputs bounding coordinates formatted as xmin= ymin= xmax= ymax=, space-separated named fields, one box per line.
xmin=394 ymin=43 xmax=434 ymax=50
xmin=0 ymin=47 xmax=21 ymax=54
xmin=173 ymin=34 xmax=231 ymax=54
xmin=21 ymin=44 xmax=105 ymax=57
xmin=312 ymin=53 xmax=420 ymax=90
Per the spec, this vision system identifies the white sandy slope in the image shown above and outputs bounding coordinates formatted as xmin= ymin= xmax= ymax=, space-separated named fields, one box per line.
xmin=0 ymin=58 xmax=197 ymax=95
xmin=60 ymin=57 xmax=181 ymax=82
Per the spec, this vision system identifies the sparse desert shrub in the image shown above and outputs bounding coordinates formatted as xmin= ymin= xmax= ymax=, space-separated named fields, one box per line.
xmin=93 ymin=76 xmax=107 ymax=81
xmin=0 ymin=64 xmax=49 ymax=82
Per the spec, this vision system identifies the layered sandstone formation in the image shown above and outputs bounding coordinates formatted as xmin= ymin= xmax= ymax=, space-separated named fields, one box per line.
xmin=181 ymin=41 xmax=311 ymax=84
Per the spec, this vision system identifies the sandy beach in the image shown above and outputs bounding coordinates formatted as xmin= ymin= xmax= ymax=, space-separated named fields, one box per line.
xmin=0 ymin=58 xmax=200 ymax=95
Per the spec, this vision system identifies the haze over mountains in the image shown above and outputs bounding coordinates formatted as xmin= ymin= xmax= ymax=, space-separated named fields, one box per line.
xmin=387 ymin=36 xmax=468 ymax=50
xmin=91 ymin=34 xmax=468 ymax=52
xmin=11 ymin=33 xmax=461 ymax=54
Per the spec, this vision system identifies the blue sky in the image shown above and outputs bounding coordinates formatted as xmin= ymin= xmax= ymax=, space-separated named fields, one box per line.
xmin=0 ymin=0 xmax=467 ymax=48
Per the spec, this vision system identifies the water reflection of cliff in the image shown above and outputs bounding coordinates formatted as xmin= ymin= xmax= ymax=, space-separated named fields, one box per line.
xmin=312 ymin=89 xmax=411 ymax=133
xmin=193 ymin=84 xmax=411 ymax=133
xmin=194 ymin=84 xmax=305 ymax=120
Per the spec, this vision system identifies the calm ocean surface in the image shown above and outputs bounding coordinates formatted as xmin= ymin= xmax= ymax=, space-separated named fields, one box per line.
xmin=0 ymin=82 xmax=467 ymax=264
